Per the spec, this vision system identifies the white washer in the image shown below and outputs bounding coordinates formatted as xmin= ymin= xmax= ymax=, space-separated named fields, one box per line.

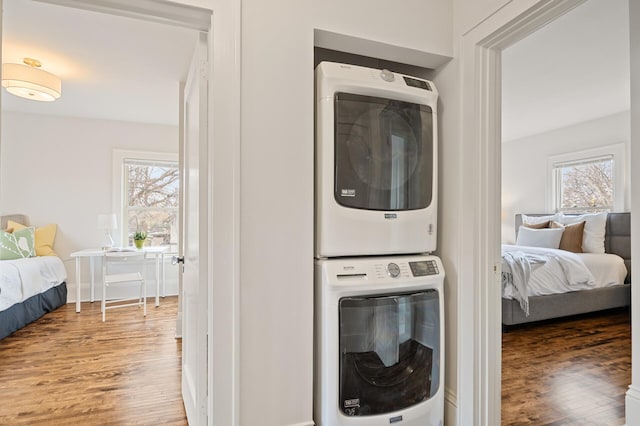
xmin=315 ymin=62 xmax=439 ymax=258
xmin=314 ymin=255 xmax=444 ymax=426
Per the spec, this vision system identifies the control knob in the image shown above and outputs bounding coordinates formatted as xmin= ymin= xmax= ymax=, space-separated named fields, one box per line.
xmin=380 ymin=69 xmax=395 ymax=82
xmin=387 ymin=262 xmax=400 ymax=278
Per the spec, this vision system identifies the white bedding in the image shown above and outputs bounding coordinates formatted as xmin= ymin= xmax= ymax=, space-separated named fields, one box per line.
xmin=501 ymin=244 xmax=629 ymax=302
xmin=0 ymin=256 xmax=67 ymax=312
xmin=577 ymin=253 xmax=628 ymax=288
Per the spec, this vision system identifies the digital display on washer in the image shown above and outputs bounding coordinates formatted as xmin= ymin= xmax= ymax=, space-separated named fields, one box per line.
xmin=403 ymin=76 xmax=430 ymax=91
xmin=409 ymin=260 xmax=438 ymax=277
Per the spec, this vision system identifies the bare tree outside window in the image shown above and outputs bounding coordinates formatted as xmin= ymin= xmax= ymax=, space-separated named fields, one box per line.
xmin=555 ymin=156 xmax=613 ymax=212
xmin=125 ymin=160 xmax=179 ymax=251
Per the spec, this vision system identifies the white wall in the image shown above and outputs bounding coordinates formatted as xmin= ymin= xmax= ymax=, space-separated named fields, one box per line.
xmin=430 ymin=56 xmax=461 ymax=424
xmin=240 ymin=0 xmax=313 ymax=424
xmin=313 ymin=0 xmax=452 ymax=68
xmin=0 ymin=111 xmax=180 ymax=300
xmin=502 ymin=111 xmax=631 ymax=243
xmin=455 ymin=0 xmax=511 ymax=36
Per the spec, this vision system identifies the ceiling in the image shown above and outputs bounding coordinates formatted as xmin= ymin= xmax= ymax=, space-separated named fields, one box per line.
xmin=502 ymin=0 xmax=630 ymax=142
xmin=2 ymin=0 xmax=629 ymax=134
xmin=1 ymin=0 xmax=199 ymax=126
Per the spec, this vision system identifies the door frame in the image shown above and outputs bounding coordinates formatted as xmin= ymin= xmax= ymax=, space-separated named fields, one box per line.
xmin=1 ymin=1 xmax=241 ymax=425
xmin=457 ymin=0 xmax=587 ymax=424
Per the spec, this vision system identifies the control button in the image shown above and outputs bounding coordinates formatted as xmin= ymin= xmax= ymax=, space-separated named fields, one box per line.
xmin=387 ymin=262 xmax=400 ymax=278
xmin=380 ymin=69 xmax=395 ymax=82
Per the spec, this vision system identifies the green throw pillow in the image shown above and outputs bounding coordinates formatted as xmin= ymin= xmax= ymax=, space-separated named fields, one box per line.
xmin=0 ymin=227 xmax=36 ymax=260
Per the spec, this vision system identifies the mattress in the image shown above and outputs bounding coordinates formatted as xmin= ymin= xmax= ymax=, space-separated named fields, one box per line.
xmin=501 ymin=244 xmax=627 ymax=300
xmin=0 ymin=256 xmax=68 ymax=312
xmin=577 ymin=253 xmax=628 ymax=288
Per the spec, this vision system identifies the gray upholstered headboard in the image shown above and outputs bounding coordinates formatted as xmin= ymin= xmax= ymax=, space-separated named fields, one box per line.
xmin=515 ymin=213 xmax=631 ymax=283
xmin=1 ymin=214 xmax=28 ymax=229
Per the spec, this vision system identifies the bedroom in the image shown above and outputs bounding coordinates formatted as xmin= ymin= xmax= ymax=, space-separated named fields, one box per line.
xmin=0 ymin=1 xmax=196 ymax=302
xmin=500 ymin=0 xmax=631 ymax=423
xmin=0 ymin=0 xmax=201 ymax=420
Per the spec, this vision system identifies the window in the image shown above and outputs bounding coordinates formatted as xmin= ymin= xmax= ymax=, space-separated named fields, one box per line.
xmin=553 ymin=156 xmax=613 ymax=212
xmin=548 ymin=143 xmax=626 ymax=213
xmin=114 ymin=150 xmax=179 ymax=251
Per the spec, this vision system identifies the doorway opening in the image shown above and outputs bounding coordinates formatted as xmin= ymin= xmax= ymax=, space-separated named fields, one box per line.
xmin=500 ymin=0 xmax=631 ymax=423
xmin=0 ymin=0 xmax=235 ymax=424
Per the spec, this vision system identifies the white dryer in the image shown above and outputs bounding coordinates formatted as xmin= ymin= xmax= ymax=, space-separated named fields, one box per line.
xmin=315 ymin=62 xmax=438 ymax=258
xmin=314 ymin=254 xmax=444 ymax=426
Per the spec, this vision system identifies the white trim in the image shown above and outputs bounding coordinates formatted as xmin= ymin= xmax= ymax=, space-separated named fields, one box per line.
xmin=458 ymin=0 xmax=587 ymax=424
xmin=112 ymin=149 xmax=178 ymax=246
xmin=628 ymin=1 xmax=640 ymax=423
xmin=32 ymin=0 xmax=212 ymax=31
xmin=546 ymin=142 xmax=626 ymax=212
xmin=626 ymin=385 xmax=640 ymax=424
xmin=208 ymin=1 xmax=241 ymax=425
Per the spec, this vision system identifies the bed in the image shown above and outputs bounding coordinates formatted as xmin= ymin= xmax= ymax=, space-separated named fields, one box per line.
xmin=502 ymin=212 xmax=631 ymax=326
xmin=0 ymin=214 xmax=67 ymax=339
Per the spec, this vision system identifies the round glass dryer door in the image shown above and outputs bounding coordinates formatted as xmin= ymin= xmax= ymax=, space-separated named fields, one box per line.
xmin=334 ymin=93 xmax=434 ymax=211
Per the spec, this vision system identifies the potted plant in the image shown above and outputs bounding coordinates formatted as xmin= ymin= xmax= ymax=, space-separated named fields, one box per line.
xmin=131 ymin=216 xmax=147 ymax=249
xmin=133 ymin=231 xmax=147 ymax=249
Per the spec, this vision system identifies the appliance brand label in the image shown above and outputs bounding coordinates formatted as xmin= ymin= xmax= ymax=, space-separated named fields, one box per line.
xmin=384 ymin=213 xmax=398 ymax=219
xmin=389 ymin=415 xmax=403 ymax=423
xmin=341 ymin=189 xmax=356 ymax=197
xmin=344 ymin=398 xmax=360 ymax=408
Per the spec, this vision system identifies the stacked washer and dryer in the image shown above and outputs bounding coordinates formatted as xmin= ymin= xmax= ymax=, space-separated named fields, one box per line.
xmin=314 ymin=62 xmax=445 ymax=426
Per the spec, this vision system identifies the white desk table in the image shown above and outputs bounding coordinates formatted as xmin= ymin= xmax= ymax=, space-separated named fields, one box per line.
xmin=70 ymin=246 xmax=169 ymax=313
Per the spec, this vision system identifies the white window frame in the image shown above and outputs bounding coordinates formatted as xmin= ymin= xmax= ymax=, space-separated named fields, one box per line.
xmin=547 ymin=143 xmax=626 ymax=213
xmin=113 ymin=149 xmax=179 ymax=248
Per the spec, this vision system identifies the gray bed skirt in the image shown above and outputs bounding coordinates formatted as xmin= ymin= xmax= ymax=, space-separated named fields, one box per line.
xmin=502 ymin=284 xmax=630 ymax=326
xmin=0 ymin=282 xmax=67 ymax=339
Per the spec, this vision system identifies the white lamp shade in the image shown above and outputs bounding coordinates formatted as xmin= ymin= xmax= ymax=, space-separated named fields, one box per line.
xmin=2 ymin=63 xmax=62 ymax=102
xmin=97 ymin=213 xmax=118 ymax=230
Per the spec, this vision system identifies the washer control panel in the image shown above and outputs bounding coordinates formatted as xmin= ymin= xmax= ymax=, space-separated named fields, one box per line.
xmin=409 ymin=260 xmax=439 ymax=277
xmin=322 ymin=255 xmax=444 ymax=285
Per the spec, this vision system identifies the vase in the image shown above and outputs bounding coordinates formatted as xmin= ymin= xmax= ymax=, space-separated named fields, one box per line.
xmin=134 ymin=239 xmax=145 ymax=249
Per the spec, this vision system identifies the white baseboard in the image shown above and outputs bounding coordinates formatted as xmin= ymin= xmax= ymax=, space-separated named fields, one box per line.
xmin=625 ymin=385 xmax=640 ymax=425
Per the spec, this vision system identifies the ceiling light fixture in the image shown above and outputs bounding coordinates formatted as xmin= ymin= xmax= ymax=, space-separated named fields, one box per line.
xmin=1 ymin=57 xmax=62 ymax=102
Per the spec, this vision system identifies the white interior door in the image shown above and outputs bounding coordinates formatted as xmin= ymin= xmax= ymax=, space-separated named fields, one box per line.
xmin=181 ymin=32 xmax=208 ymax=425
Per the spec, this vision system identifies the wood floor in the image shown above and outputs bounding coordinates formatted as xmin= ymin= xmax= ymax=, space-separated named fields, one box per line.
xmin=0 ymin=297 xmax=187 ymax=425
xmin=502 ymin=309 xmax=631 ymax=426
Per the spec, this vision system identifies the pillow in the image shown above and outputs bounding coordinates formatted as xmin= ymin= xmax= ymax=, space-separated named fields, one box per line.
xmin=515 ymin=226 xmax=564 ymax=249
xmin=557 ymin=212 xmax=607 ymax=253
xmin=550 ymin=221 xmax=585 ymax=253
xmin=523 ymin=221 xmax=549 ymax=229
xmin=0 ymin=227 xmax=36 ymax=260
xmin=7 ymin=220 xmax=57 ymax=256
xmin=522 ymin=214 xmax=559 ymax=226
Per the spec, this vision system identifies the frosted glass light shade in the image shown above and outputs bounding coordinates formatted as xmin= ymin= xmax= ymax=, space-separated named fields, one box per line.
xmin=97 ymin=213 xmax=118 ymax=230
xmin=2 ymin=63 xmax=62 ymax=102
